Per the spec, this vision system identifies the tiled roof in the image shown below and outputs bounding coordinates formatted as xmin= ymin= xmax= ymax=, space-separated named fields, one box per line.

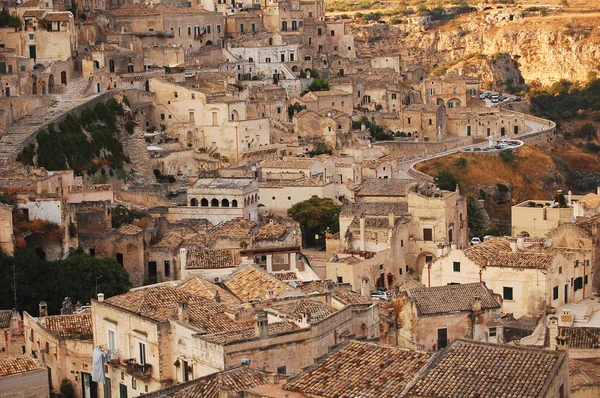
xmin=0 ymin=355 xmax=43 ymax=377
xmin=464 ymin=237 xmax=583 ymax=269
xmin=348 ymin=216 xmax=406 ymax=229
xmin=260 ymin=157 xmax=319 ymax=170
xmin=209 ymin=218 xmax=256 ymax=240
xmin=297 ymin=281 xmax=372 ymax=305
xmin=201 ymin=321 xmax=299 ymax=344
xmin=408 ymin=283 xmax=500 ymax=316
xmin=105 ymin=286 xmax=240 ymax=333
xmin=307 ymin=89 xmax=350 ymax=97
xmin=177 ymin=277 xmax=241 ymax=307
xmin=185 ymin=249 xmax=241 ymax=269
xmin=340 ymin=202 xmax=408 ymax=217
xmin=224 ymin=266 xmax=293 ymax=302
xmin=153 ymin=233 xmax=183 ymax=251
xmin=256 ymin=223 xmax=288 ymax=240
xmin=45 ymin=12 xmax=71 ymax=22
xmin=116 ymin=224 xmax=143 ymax=235
xmin=22 ymin=10 xmax=45 ymax=19
xmin=273 ymin=271 xmax=298 ymax=281
xmin=43 ymin=313 xmax=93 ymax=339
xmin=355 ymin=178 xmax=414 ymax=197
xmin=152 ymin=365 xmax=272 ymax=398
xmin=559 ymin=326 xmax=600 ymax=349
xmin=191 ymin=178 xmax=254 ymax=190
xmin=579 ymin=193 xmax=600 ymax=209
xmin=408 ymin=340 xmax=565 ymax=398
xmin=570 ymin=358 xmax=600 ymax=391
xmin=285 ymin=341 xmax=432 ymax=397
xmin=273 ymin=299 xmax=336 ymax=323
xmin=0 ymin=310 xmax=12 ymax=328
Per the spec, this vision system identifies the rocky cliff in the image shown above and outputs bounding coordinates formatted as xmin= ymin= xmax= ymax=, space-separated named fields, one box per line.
xmin=353 ymin=12 xmax=600 ymax=86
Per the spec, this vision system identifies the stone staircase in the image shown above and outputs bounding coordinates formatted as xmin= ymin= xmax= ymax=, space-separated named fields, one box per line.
xmin=0 ymin=78 xmax=102 ymax=162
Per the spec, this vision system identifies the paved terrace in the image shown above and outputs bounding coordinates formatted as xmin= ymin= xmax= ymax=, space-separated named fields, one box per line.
xmin=0 ymin=78 xmax=110 ymax=162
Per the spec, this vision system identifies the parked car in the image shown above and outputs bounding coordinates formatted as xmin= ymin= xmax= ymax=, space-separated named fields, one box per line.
xmin=470 ymin=237 xmax=481 ymax=245
xmin=370 ymin=290 xmax=392 ymax=301
xmin=480 ymin=92 xmax=488 ymax=99
xmin=491 ymin=95 xmax=500 ymax=103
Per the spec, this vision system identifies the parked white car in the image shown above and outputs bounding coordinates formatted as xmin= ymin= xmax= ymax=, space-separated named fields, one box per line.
xmin=470 ymin=237 xmax=481 ymax=245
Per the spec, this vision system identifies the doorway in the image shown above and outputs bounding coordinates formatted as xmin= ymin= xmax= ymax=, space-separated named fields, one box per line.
xmin=437 ymin=328 xmax=448 ymax=349
xmin=61 ymin=71 xmax=67 ymax=85
xmin=119 ymin=383 xmax=127 ymax=398
xmin=148 ymin=261 xmax=157 ymax=282
xmin=81 ymin=372 xmax=97 ymax=398
xmin=565 ymin=284 xmax=568 ymax=304
xmin=29 ymin=45 xmax=36 ymax=59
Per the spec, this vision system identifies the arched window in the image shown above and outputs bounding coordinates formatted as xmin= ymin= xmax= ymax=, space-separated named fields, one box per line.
xmin=211 ymin=198 xmax=219 ymax=207
xmin=231 ymin=199 xmax=238 ymax=208
xmin=190 ymin=198 xmax=198 ymax=206
xmin=222 ymin=199 xmax=230 ymax=207
xmin=201 ymin=198 xmax=209 ymax=207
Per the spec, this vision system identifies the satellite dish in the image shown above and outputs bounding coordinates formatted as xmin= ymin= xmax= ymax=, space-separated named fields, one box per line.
xmin=251 ymin=166 xmax=257 ymax=172
xmin=353 ymin=243 xmax=360 ymax=250
xmin=195 ymin=60 xmax=200 ymax=64
xmin=570 ymin=216 xmax=577 ymax=224
xmin=367 ymin=143 xmax=372 ymax=148
xmin=327 ymin=112 xmax=332 ymax=117
xmin=545 ymin=239 xmax=552 ymax=247
xmin=16 ymin=0 xmax=22 ymax=4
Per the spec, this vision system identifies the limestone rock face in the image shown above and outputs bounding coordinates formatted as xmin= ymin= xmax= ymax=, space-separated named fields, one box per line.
xmin=353 ymin=17 xmax=600 ymax=85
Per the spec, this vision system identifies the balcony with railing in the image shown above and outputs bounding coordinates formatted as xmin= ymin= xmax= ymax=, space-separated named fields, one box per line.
xmin=124 ymin=359 xmax=153 ymax=380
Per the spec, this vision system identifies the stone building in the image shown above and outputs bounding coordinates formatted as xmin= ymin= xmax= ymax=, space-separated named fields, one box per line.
xmin=396 ymin=283 xmax=503 ymax=351
xmin=421 ymin=72 xmax=480 ymax=108
xmin=446 ymin=107 xmax=527 ymax=139
xmin=167 ymin=178 xmax=259 ymax=224
xmin=23 ymin=304 xmax=94 ymax=398
xmin=0 ymin=355 xmax=48 ymax=398
xmin=91 ymin=270 xmax=378 ymax=397
xmin=422 ymin=237 xmax=592 ymax=318
xmin=0 ymin=310 xmax=24 ymax=358
xmin=0 ymin=204 xmax=14 ymax=256
xmin=292 ymin=90 xmax=353 ymax=116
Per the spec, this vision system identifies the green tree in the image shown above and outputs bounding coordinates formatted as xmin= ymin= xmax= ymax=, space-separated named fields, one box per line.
xmin=59 ymin=379 xmax=75 ymax=398
xmin=467 ymin=197 xmax=486 ymax=238
xmin=288 ymin=196 xmax=341 ymax=247
xmin=111 ymin=204 xmax=149 ymax=228
xmin=308 ymin=77 xmax=330 ymax=92
xmin=288 ymin=102 xmax=306 ymax=120
xmin=434 ymin=171 xmax=458 ymax=191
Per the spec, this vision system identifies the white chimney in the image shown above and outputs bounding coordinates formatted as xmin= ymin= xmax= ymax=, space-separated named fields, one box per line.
xmin=97 ymin=293 xmax=104 ymax=302
xmin=508 ymin=237 xmax=518 ymax=253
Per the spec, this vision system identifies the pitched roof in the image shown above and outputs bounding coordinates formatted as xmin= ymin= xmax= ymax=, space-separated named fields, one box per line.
xmin=355 ymin=178 xmax=414 ymax=197
xmin=153 ymin=233 xmax=184 ymax=251
xmin=297 ymin=281 xmax=372 ymax=305
xmin=42 ymin=313 xmax=93 ymax=339
xmin=177 ymin=277 xmax=241 ymax=306
xmin=272 ymin=299 xmax=336 ymax=323
xmin=408 ymin=340 xmax=565 ymax=398
xmin=185 ymin=249 xmax=242 ymax=269
xmin=579 ymin=193 xmax=600 ymax=210
xmin=408 ymin=283 xmax=500 ymax=315
xmin=255 ymin=223 xmax=288 ymax=240
xmin=558 ymin=326 xmax=600 ymax=349
xmin=284 ymin=341 xmax=432 ymax=397
xmin=340 ymin=202 xmax=409 ymax=217
xmin=201 ymin=321 xmax=299 ymax=344
xmin=260 ymin=157 xmax=319 ymax=170
xmin=191 ymin=178 xmax=254 ymax=190
xmin=0 ymin=355 xmax=43 ymax=377
xmin=570 ymin=358 xmax=600 ymax=391
xmin=224 ymin=266 xmax=293 ymax=302
xmin=116 ymin=224 xmax=143 ymax=235
xmin=150 ymin=365 xmax=272 ymax=398
xmin=22 ymin=10 xmax=45 ymax=19
xmin=209 ymin=218 xmax=256 ymax=240
xmin=273 ymin=271 xmax=298 ymax=281
xmin=45 ymin=12 xmax=71 ymax=22
xmin=0 ymin=310 xmax=12 ymax=329
xmin=464 ymin=237 xmax=582 ymax=270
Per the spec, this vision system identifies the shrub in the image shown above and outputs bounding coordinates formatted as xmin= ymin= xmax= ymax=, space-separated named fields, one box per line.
xmin=435 ymin=171 xmax=458 ymax=191
xmin=60 ymin=379 xmax=75 ymax=398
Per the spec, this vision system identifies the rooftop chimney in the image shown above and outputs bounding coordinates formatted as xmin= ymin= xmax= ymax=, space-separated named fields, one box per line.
xmin=214 ymin=290 xmax=221 ymax=303
xmin=508 ymin=237 xmax=518 ymax=253
xmin=255 ymin=313 xmax=268 ymax=339
xmin=178 ymin=301 xmax=189 ymax=323
xmin=60 ymin=297 xmax=74 ymax=315
xmin=39 ymin=301 xmax=48 ymax=318
xmin=97 ymin=293 xmax=104 ymax=302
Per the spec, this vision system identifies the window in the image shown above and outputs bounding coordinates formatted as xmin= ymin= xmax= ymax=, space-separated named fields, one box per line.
xmin=553 ymin=286 xmax=559 ymax=300
xmin=452 ymin=87 xmax=457 ymax=94
xmin=467 ymin=126 xmax=471 ymax=136
xmin=453 ymin=262 xmax=460 ymax=272
xmin=559 ymin=266 xmax=563 ymax=274
xmin=108 ymin=329 xmax=117 ymax=352
xmin=217 ymin=25 xmax=221 ymax=33
xmin=585 ymin=274 xmax=589 ymax=284
xmin=317 ymin=28 xmax=322 ymax=36
xmin=391 ymin=93 xmax=397 ymax=100
xmin=164 ymin=260 xmax=170 ymax=277
xmin=116 ymin=253 xmax=123 ymax=266
xmin=132 ymin=378 xmax=137 ymax=390
xmin=423 ymin=228 xmax=433 ymax=241
xmin=407 ymin=117 xmax=411 ymax=124
xmin=330 ymin=30 xmax=335 ymax=36
xmin=240 ymin=24 xmax=244 ymax=33
xmin=489 ymin=327 xmax=497 ymax=337
xmin=206 ymin=26 xmax=211 ymax=34
xmin=174 ymin=92 xmax=178 ymax=98
xmin=188 ymin=27 xmax=191 ymax=36
xmin=277 ymin=366 xmax=286 ymax=375
xmin=290 ymin=53 xmax=294 ymax=62
xmin=138 ymin=341 xmax=146 ymax=365
xmin=265 ymin=57 xmax=271 ymax=63
xmin=89 ymin=248 xmax=96 ymax=257
xmin=252 ymin=23 xmax=256 ymax=32
xmin=287 ymin=196 xmax=291 ymax=200
xmin=29 ymin=34 xmax=34 ymax=41
xmin=160 ymin=113 xmax=165 ymax=120
xmin=337 ymin=276 xmax=343 ymax=283
xmin=248 ymin=57 xmax=253 ymax=62
xmin=429 ymin=119 xmax=433 ymax=125
xmin=503 ymin=287 xmax=513 ymax=301
xmin=104 ymin=379 xmax=111 ymax=398
xmin=574 ymin=277 xmax=583 ymax=291
xmin=427 ymin=88 xmax=434 ymax=96
xmin=425 ymin=255 xmax=433 ymax=264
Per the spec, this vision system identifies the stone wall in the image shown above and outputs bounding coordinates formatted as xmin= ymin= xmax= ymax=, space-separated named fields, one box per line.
xmin=376 ymin=136 xmax=475 ymax=161
xmin=0 ymin=96 xmax=54 ymax=136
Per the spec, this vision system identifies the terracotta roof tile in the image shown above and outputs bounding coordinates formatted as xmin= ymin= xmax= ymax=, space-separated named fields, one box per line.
xmin=159 ymin=365 xmax=272 ymax=398
xmin=209 ymin=218 xmax=256 ymax=240
xmin=0 ymin=310 xmax=12 ymax=329
xmin=408 ymin=340 xmax=564 ymax=398
xmin=116 ymin=224 xmax=143 ymax=235
xmin=297 ymin=281 xmax=372 ymax=305
xmin=185 ymin=249 xmax=241 ymax=269
xmin=256 ymin=223 xmax=288 ymax=240
xmin=340 ymin=202 xmax=408 ymax=217
xmin=0 ymin=355 xmax=43 ymax=377
xmin=559 ymin=326 xmax=600 ymax=349
xmin=43 ymin=313 xmax=93 ymax=339
xmin=44 ymin=12 xmax=71 ymax=22
xmin=201 ymin=321 xmax=299 ymax=344
xmin=579 ymin=193 xmax=600 ymax=210
xmin=272 ymin=271 xmax=298 ymax=281
xmin=570 ymin=358 xmax=600 ymax=390
xmin=22 ymin=10 xmax=45 ymax=19
xmin=285 ymin=341 xmax=432 ymax=397
xmin=272 ymin=299 xmax=336 ymax=323
xmin=355 ymin=178 xmax=415 ymax=197
xmin=178 ymin=277 xmax=241 ymax=307
xmin=408 ymin=283 xmax=500 ymax=315
xmin=260 ymin=157 xmax=319 ymax=170
xmin=153 ymin=233 xmax=184 ymax=251
xmin=224 ymin=266 xmax=293 ymax=302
